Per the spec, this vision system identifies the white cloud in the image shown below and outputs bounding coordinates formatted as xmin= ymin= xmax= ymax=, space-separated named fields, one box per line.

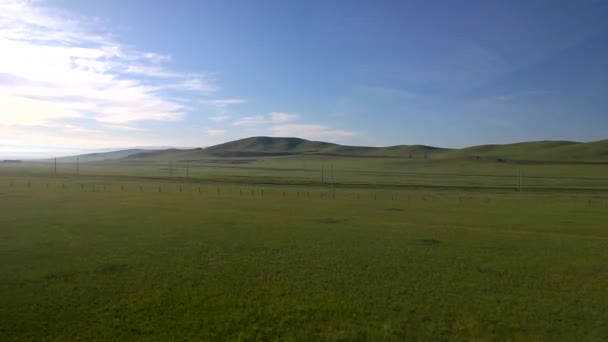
xmin=0 ymin=93 xmax=81 ymax=125
xmin=168 ymin=78 xmax=218 ymax=94
xmin=233 ymin=112 xmax=300 ymax=126
xmin=103 ymin=124 xmax=144 ymax=131
xmin=0 ymin=0 xmax=218 ymax=130
xmin=62 ymin=124 xmax=100 ymax=134
xmin=206 ymin=129 xmax=225 ymax=137
xmin=270 ymin=112 xmax=300 ymax=123
xmin=231 ymin=112 xmax=354 ymax=140
xmin=271 ymin=124 xmax=357 ymax=139
xmin=0 ymin=1 xmax=354 ymax=149
xmin=0 ymin=123 xmax=149 ymax=149
xmin=202 ymin=98 xmax=247 ymax=108
xmin=209 ymin=115 xmax=231 ymax=122
xmin=233 ymin=115 xmax=268 ymax=126
xmin=123 ymin=65 xmax=185 ymax=78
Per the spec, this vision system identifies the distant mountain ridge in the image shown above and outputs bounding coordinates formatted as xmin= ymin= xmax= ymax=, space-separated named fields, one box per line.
xmin=203 ymin=137 xmax=445 ymax=158
xmin=45 ymin=137 xmax=608 ymax=162
xmin=451 ymin=140 xmax=608 ymax=161
xmin=48 ymin=149 xmax=154 ymax=163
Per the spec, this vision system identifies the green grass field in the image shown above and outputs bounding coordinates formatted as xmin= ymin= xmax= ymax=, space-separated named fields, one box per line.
xmin=1 ymin=152 xmax=608 ymax=340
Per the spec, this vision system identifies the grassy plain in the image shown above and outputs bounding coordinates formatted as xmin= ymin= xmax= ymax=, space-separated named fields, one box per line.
xmin=1 ymin=155 xmax=607 ymax=340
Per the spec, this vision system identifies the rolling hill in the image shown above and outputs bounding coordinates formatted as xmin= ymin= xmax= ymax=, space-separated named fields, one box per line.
xmin=47 ymin=137 xmax=608 ymax=163
xmin=202 ymin=137 xmax=446 ymax=158
xmin=46 ymin=149 xmax=154 ymax=163
xmin=446 ymin=140 xmax=608 ymax=162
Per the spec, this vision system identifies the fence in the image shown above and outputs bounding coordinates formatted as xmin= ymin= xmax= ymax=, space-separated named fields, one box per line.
xmin=2 ymin=158 xmax=608 ymax=193
xmin=2 ymin=177 xmax=607 ymax=211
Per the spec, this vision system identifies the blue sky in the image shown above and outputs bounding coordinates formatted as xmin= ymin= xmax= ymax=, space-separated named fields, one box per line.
xmin=1 ymin=0 xmax=607 ymax=157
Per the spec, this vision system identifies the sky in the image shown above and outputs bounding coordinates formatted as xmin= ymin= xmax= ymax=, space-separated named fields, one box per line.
xmin=1 ymin=0 xmax=607 ymax=157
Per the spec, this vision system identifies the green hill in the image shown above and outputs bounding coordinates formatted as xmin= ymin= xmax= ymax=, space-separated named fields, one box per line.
xmin=445 ymin=140 xmax=608 ymax=162
xmin=128 ymin=149 xmax=199 ymax=160
xmin=52 ymin=137 xmax=608 ymax=163
xmin=203 ymin=137 xmax=336 ymax=156
xmin=49 ymin=149 xmax=152 ymax=163
xmin=200 ymin=137 xmax=447 ymax=158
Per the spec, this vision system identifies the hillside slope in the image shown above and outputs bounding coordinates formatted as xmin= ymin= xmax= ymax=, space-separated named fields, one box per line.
xmin=51 ymin=137 xmax=608 ymax=162
xmin=204 ymin=137 xmax=337 ymax=156
xmin=445 ymin=140 xmax=608 ymax=161
xmin=50 ymin=149 xmax=152 ymax=163
xmin=200 ymin=137 xmax=447 ymax=158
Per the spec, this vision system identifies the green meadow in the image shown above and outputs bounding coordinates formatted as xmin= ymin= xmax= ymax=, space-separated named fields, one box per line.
xmin=1 ymin=138 xmax=608 ymax=340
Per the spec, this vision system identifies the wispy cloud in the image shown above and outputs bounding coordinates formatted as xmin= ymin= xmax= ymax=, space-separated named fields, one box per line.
xmin=0 ymin=0 xmax=219 ymax=130
xmin=232 ymin=112 xmax=354 ymax=140
xmin=233 ymin=112 xmax=300 ymax=126
xmin=233 ymin=115 xmax=268 ymax=126
xmin=103 ymin=124 xmax=144 ymax=132
xmin=61 ymin=124 xmax=100 ymax=134
xmin=202 ymin=98 xmax=247 ymax=108
xmin=209 ymin=115 xmax=231 ymax=122
xmin=0 ymin=122 xmax=150 ymax=149
xmin=0 ymin=92 xmax=81 ymax=125
xmin=206 ymin=129 xmax=226 ymax=137
xmin=269 ymin=112 xmax=300 ymax=123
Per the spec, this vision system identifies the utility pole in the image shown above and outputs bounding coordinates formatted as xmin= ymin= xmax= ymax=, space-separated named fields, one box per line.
xmin=321 ymin=160 xmax=325 ymax=185
xmin=54 ymin=158 xmax=57 ymax=176
xmin=517 ymin=167 xmax=524 ymax=192
xmin=76 ymin=157 xmax=80 ymax=176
